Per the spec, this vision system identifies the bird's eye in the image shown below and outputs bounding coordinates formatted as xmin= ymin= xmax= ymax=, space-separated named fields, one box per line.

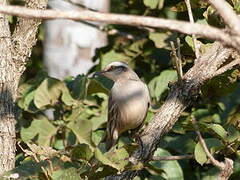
xmin=108 ymin=66 xmax=116 ymax=71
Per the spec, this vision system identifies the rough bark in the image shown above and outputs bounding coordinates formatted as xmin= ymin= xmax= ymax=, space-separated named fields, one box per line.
xmin=0 ymin=0 xmax=47 ymax=174
xmin=0 ymin=0 xmax=18 ymax=173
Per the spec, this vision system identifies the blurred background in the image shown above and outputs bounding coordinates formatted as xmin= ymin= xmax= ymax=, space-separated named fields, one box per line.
xmin=8 ymin=0 xmax=240 ymax=179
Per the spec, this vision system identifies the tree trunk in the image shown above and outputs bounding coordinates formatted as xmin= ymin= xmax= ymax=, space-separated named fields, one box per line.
xmin=0 ymin=0 xmax=19 ymax=173
xmin=0 ymin=0 xmax=47 ymax=174
xmin=44 ymin=0 xmax=109 ymax=78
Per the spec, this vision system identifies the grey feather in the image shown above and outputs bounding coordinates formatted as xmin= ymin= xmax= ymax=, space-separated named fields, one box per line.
xmin=96 ymin=61 xmax=150 ymax=150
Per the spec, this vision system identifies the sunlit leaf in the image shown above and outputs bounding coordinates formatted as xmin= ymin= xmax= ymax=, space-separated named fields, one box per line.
xmin=100 ymin=50 xmax=130 ymax=69
xmin=61 ymin=86 xmax=77 ymax=106
xmin=207 ymin=124 xmax=228 ymax=139
xmin=94 ymin=148 xmax=120 ymax=170
xmin=149 ymin=148 xmax=184 ymax=179
xmin=148 ymin=70 xmax=177 ymax=100
xmin=149 ymin=32 xmax=169 ymax=49
xmin=21 ymin=115 xmax=57 ymax=146
xmin=92 ymin=130 xmax=105 ymax=146
xmin=106 ymin=147 xmax=129 ymax=171
xmin=67 ymin=119 xmax=94 ymax=149
xmin=194 ymin=138 xmax=222 ymax=165
xmin=144 ymin=0 xmax=159 ymax=9
xmin=34 ymin=78 xmax=64 ymax=109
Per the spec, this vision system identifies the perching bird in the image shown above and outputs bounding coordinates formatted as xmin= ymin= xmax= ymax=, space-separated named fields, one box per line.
xmin=94 ymin=61 xmax=150 ymax=150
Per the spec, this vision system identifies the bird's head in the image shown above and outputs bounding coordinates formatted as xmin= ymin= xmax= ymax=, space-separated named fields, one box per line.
xmin=94 ymin=61 xmax=138 ymax=81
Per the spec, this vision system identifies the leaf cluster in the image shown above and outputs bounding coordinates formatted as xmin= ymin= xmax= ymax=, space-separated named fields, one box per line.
xmin=3 ymin=0 xmax=240 ymax=179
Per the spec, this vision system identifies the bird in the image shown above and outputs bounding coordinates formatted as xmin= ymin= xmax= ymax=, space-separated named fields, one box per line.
xmin=94 ymin=61 xmax=150 ymax=150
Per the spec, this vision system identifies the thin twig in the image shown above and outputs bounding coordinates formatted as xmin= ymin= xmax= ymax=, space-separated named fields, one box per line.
xmin=185 ymin=0 xmax=200 ymax=58
xmin=214 ymin=58 xmax=240 ymax=77
xmin=208 ymin=0 xmax=240 ymax=36
xmin=176 ymin=38 xmax=183 ymax=78
xmin=17 ymin=142 xmax=50 ymax=180
xmin=0 ymin=5 xmax=239 ymax=50
xmin=191 ymin=115 xmax=224 ymax=169
xmin=191 ymin=115 xmax=234 ymax=179
xmin=170 ymin=41 xmax=183 ymax=82
xmin=152 ymin=154 xmax=193 ymax=161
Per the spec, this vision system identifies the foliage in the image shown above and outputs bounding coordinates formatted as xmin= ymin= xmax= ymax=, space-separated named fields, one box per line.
xmin=2 ymin=0 xmax=240 ymax=179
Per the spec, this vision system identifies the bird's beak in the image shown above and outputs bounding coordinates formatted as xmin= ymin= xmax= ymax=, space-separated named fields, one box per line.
xmin=93 ymin=70 xmax=106 ymax=77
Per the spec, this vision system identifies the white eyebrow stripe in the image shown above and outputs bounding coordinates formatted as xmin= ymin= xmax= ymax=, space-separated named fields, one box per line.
xmin=108 ymin=61 xmax=128 ymax=68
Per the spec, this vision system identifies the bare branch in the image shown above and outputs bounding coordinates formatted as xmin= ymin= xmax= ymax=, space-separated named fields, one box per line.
xmin=0 ymin=5 xmax=239 ymax=50
xmin=185 ymin=0 xmax=200 ymax=58
xmin=191 ymin=115 xmax=234 ymax=180
xmin=170 ymin=41 xmax=183 ymax=81
xmin=208 ymin=0 xmax=240 ymax=36
xmin=176 ymin=38 xmax=183 ymax=78
xmin=213 ymin=58 xmax=240 ymax=77
xmin=191 ymin=115 xmax=224 ymax=169
xmin=152 ymin=155 xmax=193 ymax=161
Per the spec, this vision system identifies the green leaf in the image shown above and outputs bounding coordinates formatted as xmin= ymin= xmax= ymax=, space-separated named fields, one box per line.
xmin=148 ymin=70 xmax=177 ymax=100
xmin=185 ymin=35 xmax=202 ymax=52
xmin=70 ymin=75 xmax=88 ymax=100
xmin=234 ymin=1 xmax=240 ymax=13
xmin=106 ymin=147 xmax=129 ymax=171
xmin=144 ymin=0 xmax=164 ymax=9
xmin=149 ymin=148 xmax=184 ymax=180
xmin=226 ymin=125 xmax=240 ymax=143
xmin=202 ymin=70 xmax=238 ymax=98
xmin=90 ymin=115 xmax=107 ymax=131
xmin=149 ymin=32 xmax=169 ymax=49
xmin=207 ymin=124 xmax=228 ymax=139
xmin=61 ymin=86 xmax=77 ymax=106
xmin=34 ymin=78 xmax=64 ymax=109
xmin=51 ymin=167 xmax=81 ymax=180
xmin=22 ymin=90 xmax=39 ymax=112
xmin=67 ymin=119 xmax=94 ymax=149
xmin=164 ymin=134 xmax=196 ymax=154
xmin=194 ymin=138 xmax=222 ymax=165
xmin=20 ymin=115 xmax=57 ymax=146
xmin=170 ymin=0 xmax=207 ymax=12
xmin=71 ymin=144 xmax=93 ymax=161
xmin=94 ymin=149 xmax=120 ymax=170
xmin=87 ymin=77 xmax=112 ymax=95
xmin=92 ymin=130 xmax=105 ymax=146
xmin=100 ymin=50 xmax=130 ymax=69
xmin=1 ymin=159 xmax=48 ymax=179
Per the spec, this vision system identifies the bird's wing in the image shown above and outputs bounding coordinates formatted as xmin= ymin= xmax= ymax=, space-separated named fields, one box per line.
xmin=106 ymin=94 xmax=120 ymax=150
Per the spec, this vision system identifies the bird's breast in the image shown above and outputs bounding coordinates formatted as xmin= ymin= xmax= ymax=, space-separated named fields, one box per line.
xmin=111 ymin=80 xmax=149 ymax=133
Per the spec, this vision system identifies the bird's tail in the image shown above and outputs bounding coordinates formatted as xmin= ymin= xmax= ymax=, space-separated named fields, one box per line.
xmin=105 ymin=129 xmax=118 ymax=151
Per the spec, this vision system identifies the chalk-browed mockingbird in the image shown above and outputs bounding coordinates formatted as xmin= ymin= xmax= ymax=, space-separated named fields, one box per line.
xmin=95 ymin=61 xmax=150 ymax=150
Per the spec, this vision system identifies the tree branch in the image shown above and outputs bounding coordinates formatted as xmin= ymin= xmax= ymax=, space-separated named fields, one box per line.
xmin=0 ymin=4 xmax=240 ymax=50
xmin=170 ymin=40 xmax=183 ymax=81
xmin=191 ymin=116 xmax=223 ymax=168
xmin=191 ymin=115 xmax=233 ymax=180
xmin=185 ymin=0 xmax=200 ymax=58
xmin=208 ymin=0 xmax=240 ymax=36
xmin=212 ymin=58 xmax=240 ymax=78
xmin=152 ymin=154 xmax=193 ymax=161
xmin=11 ymin=0 xmax=48 ymax=73
xmin=112 ymin=41 xmax=239 ymax=179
